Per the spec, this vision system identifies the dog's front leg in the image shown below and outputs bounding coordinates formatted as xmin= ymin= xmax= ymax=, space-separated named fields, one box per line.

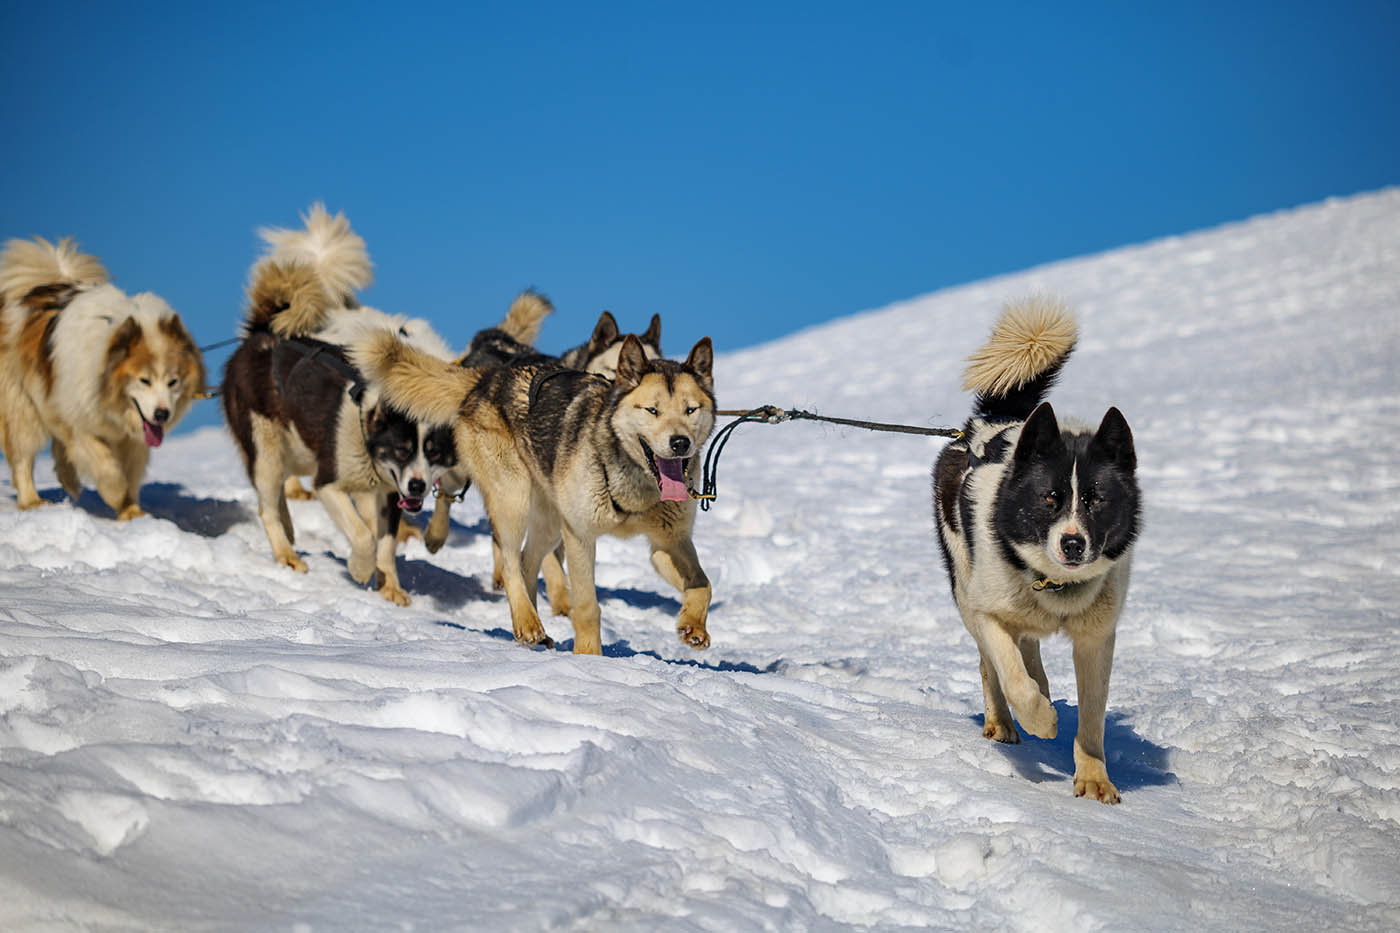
xmin=68 ymin=433 xmax=141 ymax=519
xmin=1071 ymin=630 xmax=1120 ymax=803
xmin=117 ymin=437 xmax=151 ymax=521
xmin=975 ymin=616 xmax=1056 ymax=739
xmin=318 ymin=485 xmax=377 ymax=583
xmin=560 ymin=526 xmax=602 ymax=655
xmin=372 ymin=492 xmax=410 ymax=606
xmin=977 ymin=649 xmax=1020 ymax=743
xmin=649 ymin=535 xmax=711 ymax=649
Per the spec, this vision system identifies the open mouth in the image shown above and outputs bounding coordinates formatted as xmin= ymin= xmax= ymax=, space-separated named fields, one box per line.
xmin=398 ymin=496 xmax=425 ymax=513
xmin=133 ymin=401 xmax=164 ymax=447
xmin=640 ymin=439 xmax=691 ymax=502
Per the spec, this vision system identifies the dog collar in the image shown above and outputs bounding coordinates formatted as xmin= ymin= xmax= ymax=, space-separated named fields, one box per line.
xmin=1032 ymin=576 xmax=1068 ymax=592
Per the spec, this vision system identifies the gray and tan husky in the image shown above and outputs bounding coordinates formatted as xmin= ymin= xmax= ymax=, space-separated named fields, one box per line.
xmin=932 ymin=296 xmax=1140 ymax=803
xmin=353 ymin=330 xmax=716 ymax=655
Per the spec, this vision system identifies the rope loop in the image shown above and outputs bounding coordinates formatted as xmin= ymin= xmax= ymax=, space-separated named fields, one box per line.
xmin=694 ymin=404 xmax=962 ymax=510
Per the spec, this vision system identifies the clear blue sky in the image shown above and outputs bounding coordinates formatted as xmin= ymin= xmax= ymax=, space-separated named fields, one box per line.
xmin=3 ymin=2 xmax=1397 ymax=431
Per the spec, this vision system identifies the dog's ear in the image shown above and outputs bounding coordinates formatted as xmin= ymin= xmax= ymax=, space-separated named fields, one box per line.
xmin=160 ymin=315 xmax=208 ymax=395
xmin=1011 ymin=401 xmax=1065 ymax=469
xmin=587 ymin=311 xmax=619 ymax=355
xmin=641 ymin=313 xmax=662 ymax=351
xmin=614 ymin=334 xmax=648 ymax=390
xmin=1089 ymin=406 xmax=1136 ymax=474
xmin=103 ymin=317 xmax=142 ymax=377
xmin=685 ymin=337 xmax=714 ymax=393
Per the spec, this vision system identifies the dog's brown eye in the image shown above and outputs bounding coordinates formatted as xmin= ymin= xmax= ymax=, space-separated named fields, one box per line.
xmin=167 ymin=378 xmax=179 ymax=388
xmin=1043 ymin=492 xmax=1058 ymax=505
xmin=140 ymin=377 xmax=152 ymax=386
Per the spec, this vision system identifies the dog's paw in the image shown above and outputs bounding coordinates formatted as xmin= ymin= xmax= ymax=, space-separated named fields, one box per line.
xmin=492 ymin=569 xmax=506 ymax=591
xmin=572 ymin=632 xmax=602 ymax=655
xmin=983 ymin=720 xmax=1021 ymax=744
xmin=283 ymin=478 xmax=316 ymax=501
xmin=347 ymin=550 xmax=376 ymax=584
xmin=379 ymin=581 xmax=411 ymax=607
xmin=277 ymin=552 xmax=309 ymax=574
xmin=1017 ymin=695 xmax=1058 ymax=739
xmin=116 ymin=504 xmax=146 ymax=521
xmin=16 ymin=496 xmax=44 ymax=511
xmin=513 ymin=620 xmax=554 ymax=650
xmin=424 ymin=530 xmax=447 ymax=554
xmin=676 ymin=619 xmax=710 ymax=649
xmin=1074 ymin=775 xmax=1121 ymax=804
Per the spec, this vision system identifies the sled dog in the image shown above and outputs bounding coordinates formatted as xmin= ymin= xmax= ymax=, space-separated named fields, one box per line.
xmin=354 ymin=330 xmax=716 ymax=655
xmin=932 ymin=296 xmax=1140 ymax=803
xmin=0 ymin=237 xmax=205 ymax=518
xmin=221 ymin=206 xmax=455 ymax=605
xmin=425 ymin=302 xmax=666 ymax=592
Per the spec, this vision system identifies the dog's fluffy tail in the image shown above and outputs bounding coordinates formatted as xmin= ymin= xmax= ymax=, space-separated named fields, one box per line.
xmin=350 ymin=330 xmax=476 ymax=425
xmin=0 ymin=236 xmax=109 ymax=311
xmin=256 ymin=203 xmax=373 ymax=302
xmin=245 ymin=259 xmax=335 ymax=338
xmin=963 ymin=294 xmax=1078 ymax=422
xmin=499 ymin=289 xmax=553 ymax=344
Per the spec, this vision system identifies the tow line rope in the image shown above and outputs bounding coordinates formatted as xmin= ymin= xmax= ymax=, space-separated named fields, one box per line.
xmin=691 ymin=405 xmax=963 ymax=511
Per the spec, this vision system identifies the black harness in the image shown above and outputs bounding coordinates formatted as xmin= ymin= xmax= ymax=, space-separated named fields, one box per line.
xmin=275 ymin=338 xmax=369 ymax=404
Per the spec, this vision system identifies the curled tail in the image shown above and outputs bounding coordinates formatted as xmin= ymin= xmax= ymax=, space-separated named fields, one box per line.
xmin=244 ymin=260 xmax=334 ymax=338
xmin=499 ymin=289 xmax=553 ymax=344
xmin=963 ymin=294 xmax=1078 ymax=422
xmin=350 ymin=330 xmax=475 ymax=425
xmin=0 ymin=236 xmax=109 ymax=311
xmin=256 ymin=203 xmax=372 ymax=303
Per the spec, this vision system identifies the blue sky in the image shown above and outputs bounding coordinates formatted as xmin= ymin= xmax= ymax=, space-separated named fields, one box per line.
xmin=2 ymin=2 xmax=1397 ymax=431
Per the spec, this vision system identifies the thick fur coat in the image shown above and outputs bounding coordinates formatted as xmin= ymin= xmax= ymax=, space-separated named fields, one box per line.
xmin=353 ymin=329 xmax=716 ymax=655
xmin=0 ymin=237 xmax=205 ymax=518
xmin=932 ymin=295 xmax=1140 ymax=803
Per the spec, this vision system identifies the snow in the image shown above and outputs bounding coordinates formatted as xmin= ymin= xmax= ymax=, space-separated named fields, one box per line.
xmin=3 ymin=189 xmax=1400 ymax=930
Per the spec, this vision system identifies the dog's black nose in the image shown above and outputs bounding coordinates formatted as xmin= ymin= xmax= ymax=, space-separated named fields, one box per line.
xmin=153 ymin=407 xmax=170 ymax=424
xmin=407 ymin=477 xmax=427 ymax=497
xmin=669 ymin=435 xmax=691 ymax=456
xmin=1061 ymin=534 xmax=1086 ymax=562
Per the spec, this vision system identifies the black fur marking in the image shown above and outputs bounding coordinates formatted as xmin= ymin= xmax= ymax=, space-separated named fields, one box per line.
xmin=523 ymin=367 xmax=599 ymax=477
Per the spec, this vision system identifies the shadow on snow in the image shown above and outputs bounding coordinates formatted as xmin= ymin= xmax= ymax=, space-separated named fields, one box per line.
xmin=973 ymin=700 xmax=1176 ymax=793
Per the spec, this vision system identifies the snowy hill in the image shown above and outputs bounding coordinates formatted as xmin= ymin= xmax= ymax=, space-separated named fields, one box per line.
xmin=3 ymin=189 xmax=1399 ymax=930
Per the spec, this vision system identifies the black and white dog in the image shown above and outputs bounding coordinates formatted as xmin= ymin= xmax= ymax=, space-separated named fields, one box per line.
xmin=933 ymin=296 xmax=1140 ymax=803
xmin=221 ymin=207 xmax=456 ymax=605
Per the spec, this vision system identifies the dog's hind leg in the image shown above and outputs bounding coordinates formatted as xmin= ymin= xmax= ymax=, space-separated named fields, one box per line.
xmin=51 ymin=439 xmax=81 ymax=502
xmin=250 ymin=422 xmax=306 ymax=572
xmin=1071 ymin=631 xmax=1120 ymax=803
xmin=480 ymin=475 xmax=552 ymax=648
xmin=0 ymin=376 xmax=48 ymax=510
xmin=649 ymin=535 xmax=711 ymax=649
xmin=559 ymin=524 xmax=602 ymax=655
xmin=541 ymin=546 xmax=570 ymax=617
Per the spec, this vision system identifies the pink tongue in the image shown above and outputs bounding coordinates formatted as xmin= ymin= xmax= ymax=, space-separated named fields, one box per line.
xmin=143 ymin=421 xmax=164 ymax=447
xmin=655 ymin=457 xmax=689 ymax=502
